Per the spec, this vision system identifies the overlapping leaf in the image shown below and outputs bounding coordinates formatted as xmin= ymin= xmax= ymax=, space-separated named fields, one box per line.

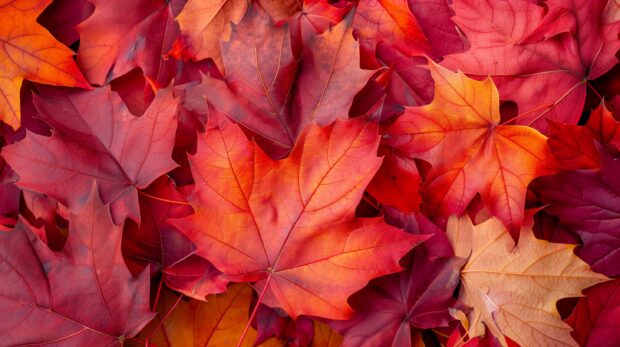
xmin=2 ymin=86 xmax=178 ymax=224
xmin=387 ymin=61 xmax=558 ymax=238
xmin=174 ymin=0 xmax=248 ymax=70
xmin=353 ymin=0 xmax=431 ymax=62
xmin=566 ymin=278 xmax=620 ymax=346
xmin=172 ymin=114 xmax=426 ymax=319
xmin=0 ymin=188 xmax=154 ymax=345
xmin=531 ymin=105 xmax=620 ymax=277
xmin=0 ymin=0 xmax=90 ymax=129
xmin=76 ymin=0 xmax=179 ymax=87
xmin=448 ymin=213 xmax=608 ymax=347
xmin=443 ymin=0 xmax=620 ymax=132
xmin=139 ymin=284 xmax=260 ymax=346
xmin=195 ymin=6 xmax=373 ymax=158
xmin=337 ymin=246 xmax=464 ymax=346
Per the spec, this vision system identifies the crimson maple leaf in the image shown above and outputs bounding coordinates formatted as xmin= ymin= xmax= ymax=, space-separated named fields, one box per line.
xmin=2 ymin=86 xmax=178 ymax=224
xmin=194 ymin=5 xmax=373 ymax=158
xmin=0 ymin=187 xmax=154 ymax=345
xmin=443 ymin=0 xmax=619 ymax=132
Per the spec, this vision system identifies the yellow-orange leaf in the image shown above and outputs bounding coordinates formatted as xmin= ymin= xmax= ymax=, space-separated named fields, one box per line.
xmin=387 ymin=61 xmax=558 ymax=239
xmin=0 ymin=0 xmax=89 ymax=128
xmin=312 ymin=321 xmax=343 ymax=347
xmin=137 ymin=284 xmax=331 ymax=346
xmin=140 ymin=284 xmax=260 ymax=346
xmin=447 ymin=213 xmax=609 ymax=347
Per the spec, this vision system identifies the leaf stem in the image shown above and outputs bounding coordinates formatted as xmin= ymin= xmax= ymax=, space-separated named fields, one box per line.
xmin=499 ymin=80 xmax=586 ymax=126
xmin=498 ymin=103 xmax=552 ymax=125
xmin=138 ymin=190 xmax=191 ymax=206
xmin=237 ymin=273 xmax=273 ymax=347
xmin=145 ymin=293 xmax=184 ymax=346
xmin=586 ymin=81 xmax=604 ymax=101
xmin=362 ymin=194 xmax=381 ymax=211
xmin=152 ymin=276 xmax=164 ymax=312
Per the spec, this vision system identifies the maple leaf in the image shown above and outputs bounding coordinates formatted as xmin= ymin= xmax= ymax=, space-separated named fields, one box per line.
xmin=374 ymin=48 xmax=434 ymax=117
xmin=366 ymin=147 xmax=422 ymax=213
xmin=353 ymin=0 xmax=432 ymax=62
xmin=531 ymin=107 xmax=620 ymax=276
xmin=0 ymin=187 xmax=154 ymax=345
xmin=120 ymin=176 xmax=227 ymax=300
xmin=313 ymin=321 xmax=344 ymax=347
xmin=2 ymin=86 xmax=178 ymax=224
xmin=353 ymin=47 xmax=434 ymax=122
xmin=447 ymin=213 xmax=609 ymax=347
xmin=76 ymin=0 xmax=179 ymax=87
xmin=171 ymin=114 xmax=426 ymax=320
xmin=0 ymin=0 xmax=90 ymax=129
xmin=258 ymin=0 xmax=301 ymax=22
xmin=565 ymin=278 xmax=620 ymax=347
xmin=174 ymin=0 xmax=248 ymax=71
xmin=252 ymin=0 xmax=354 ymax=58
xmin=547 ymin=120 xmax=602 ymax=171
xmin=138 ymin=284 xmax=263 ymax=346
xmin=37 ymin=0 xmax=94 ymax=46
xmin=406 ymin=0 xmax=466 ymax=57
xmin=196 ymin=5 xmax=373 ymax=158
xmin=140 ymin=284 xmax=343 ymax=346
xmin=253 ymin=305 xmax=315 ymax=346
xmin=0 ymin=160 xmax=20 ymax=219
xmin=122 ymin=176 xmax=191 ymax=274
xmin=386 ymin=61 xmax=558 ymax=238
xmin=290 ymin=0 xmax=352 ymax=37
xmin=161 ymin=225 xmax=229 ymax=300
xmin=442 ymin=0 xmax=620 ymax=132
xmin=585 ymin=102 xmax=620 ymax=153
xmin=336 ymin=247 xmax=464 ymax=347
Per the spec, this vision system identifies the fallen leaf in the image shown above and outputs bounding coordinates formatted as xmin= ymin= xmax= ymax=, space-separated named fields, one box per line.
xmin=0 ymin=187 xmax=154 ymax=345
xmin=259 ymin=0 xmax=301 ymax=22
xmin=0 ymin=0 xmax=90 ymax=129
xmin=172 ymin=114 xmax=426 ymax=319
xmin=366 ymin=147 xmax=422 ymax=213
xmin=547 ymin=121 xmax=601 ymax=170
xmin=565 ymin=278 xmax=620 ymax=347
xmin=37 ymin=0 xmax=94 ymax=46
xmin=442 ymin=0 xmax=620 ymax=132
xmin=253 ymin=305 xmax=314 ymax=346
xmin=531 ymin=142 xmax=620 ymax=277
xmin=312 ymin=321 xmax=343 ymax=347
xmin=447 ymin=213 xmax=608 ymax=347
xmin=531 ymin=104 xmax=620 ymax=276
xmin=353 ymin=0 xmax=432 ymax=63
xmin=196 ymin=6 xmax=373 ymax=158
xmin=386 ymin=61 xmax=557 ymax=238
xmin=175 ymin=0 xmax=248 ymax=71
xmin=76 ymin=0 xmax=179 ymax=87
xmin=406 ymin=0 xmax=466 ymax=57
xmin=336 ymin=248 xmax=464 ymax=347
xmin=2 ymin=86 xmax=178 ymax=224
xmin=138 ymin=284 xmax=259 ymax=346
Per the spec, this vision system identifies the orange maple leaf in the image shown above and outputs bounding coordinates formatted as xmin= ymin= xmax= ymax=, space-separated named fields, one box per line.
xmin=387 ymin=61 xmax=558 ymax=239
xmin=172 ymin=114 xmax=426 ymax=320
xmin=0 ymin=0 xmax=89 ymax=129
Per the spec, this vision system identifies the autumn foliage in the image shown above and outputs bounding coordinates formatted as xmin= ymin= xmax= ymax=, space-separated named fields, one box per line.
xmin=0 ymin=0 xmax=619 ymax=346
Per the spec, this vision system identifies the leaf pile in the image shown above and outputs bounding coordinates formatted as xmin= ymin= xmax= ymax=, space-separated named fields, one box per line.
xmin=0 ymin=0 xmax=618 ymax=346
